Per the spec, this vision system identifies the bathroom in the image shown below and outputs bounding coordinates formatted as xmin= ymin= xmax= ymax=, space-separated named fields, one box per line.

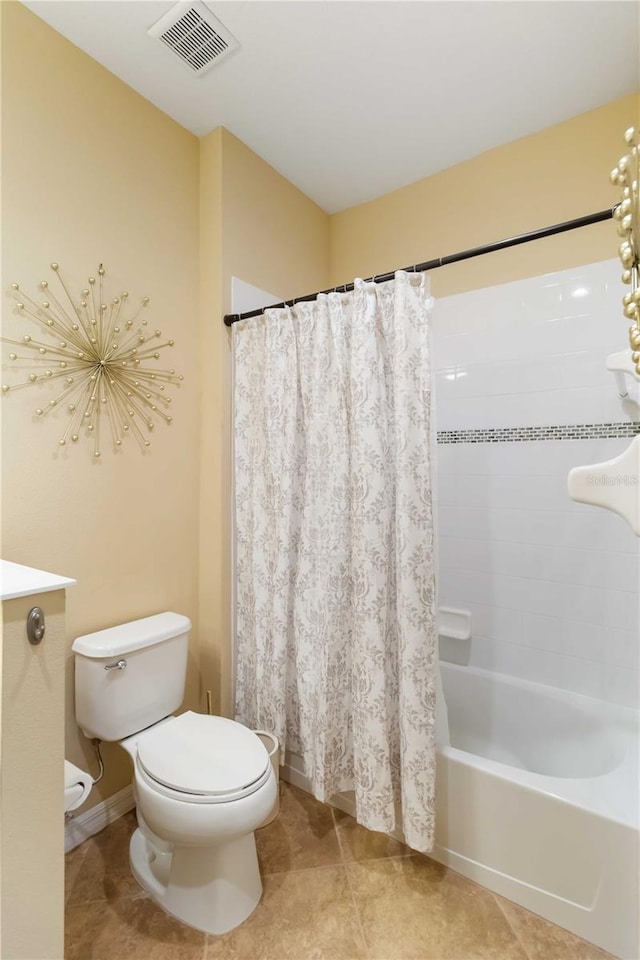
xmin=0 ymin=1 xmax=638 ymax=958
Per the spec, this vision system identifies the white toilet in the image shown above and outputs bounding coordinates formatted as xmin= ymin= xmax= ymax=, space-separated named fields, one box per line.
xmin=72 ymin=612 xmax=277 ymax=935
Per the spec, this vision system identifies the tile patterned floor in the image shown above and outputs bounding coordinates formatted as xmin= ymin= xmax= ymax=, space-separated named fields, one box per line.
xmin=65 ymin=782 xmax=615 ymax=960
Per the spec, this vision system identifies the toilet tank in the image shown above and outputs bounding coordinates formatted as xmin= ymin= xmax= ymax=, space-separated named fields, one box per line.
xmin=72 ymin=612 xmax=191 ymax=741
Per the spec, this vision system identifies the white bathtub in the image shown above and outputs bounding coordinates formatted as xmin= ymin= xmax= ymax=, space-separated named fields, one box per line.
xmin=433 ymin=662 xmax=640 ymax=960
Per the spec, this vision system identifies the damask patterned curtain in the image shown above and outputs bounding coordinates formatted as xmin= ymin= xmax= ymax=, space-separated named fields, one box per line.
xmin=233 ymin=271 xmax=437 ymax=852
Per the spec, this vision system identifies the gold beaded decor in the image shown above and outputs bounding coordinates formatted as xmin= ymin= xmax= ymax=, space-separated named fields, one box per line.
xmin=2 ymin=263 xmax=182 ymax=458
xmin=611 ymin=126 xmax=640 ymax=374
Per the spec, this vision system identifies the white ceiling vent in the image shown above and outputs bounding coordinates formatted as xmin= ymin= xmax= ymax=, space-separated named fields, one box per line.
xmin=148 ymin=2 xmax=239 ymax=77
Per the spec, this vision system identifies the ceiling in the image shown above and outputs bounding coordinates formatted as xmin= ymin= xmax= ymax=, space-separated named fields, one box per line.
xmin=24 ymin=1 xmax=640 ymax=213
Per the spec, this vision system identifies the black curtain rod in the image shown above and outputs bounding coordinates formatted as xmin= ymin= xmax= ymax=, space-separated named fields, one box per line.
xmin=223 ymin=207 xmax=615 ymax=326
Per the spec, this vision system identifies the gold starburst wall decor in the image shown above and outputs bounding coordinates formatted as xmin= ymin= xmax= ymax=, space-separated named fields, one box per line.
xmin=2 ymin=263 xmax=182 ymax=458
xmin=611 ymin=126 xmax=640 ymax=374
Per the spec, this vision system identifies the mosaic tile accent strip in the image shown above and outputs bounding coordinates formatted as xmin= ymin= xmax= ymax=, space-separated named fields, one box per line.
xmin=437 ymin=422 xmax=640 ymax=444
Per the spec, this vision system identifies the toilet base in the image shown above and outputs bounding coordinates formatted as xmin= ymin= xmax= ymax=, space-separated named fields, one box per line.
xmin=129 ymin=826 xmax=263 ymax=935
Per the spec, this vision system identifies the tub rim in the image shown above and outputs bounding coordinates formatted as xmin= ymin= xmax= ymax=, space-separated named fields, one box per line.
xmin=438 ymin=660 xmax=639 ymax=829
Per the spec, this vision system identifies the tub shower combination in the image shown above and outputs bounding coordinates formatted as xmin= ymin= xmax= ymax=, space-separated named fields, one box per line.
xmin=231 ymin=244 xmax=639 ymax=957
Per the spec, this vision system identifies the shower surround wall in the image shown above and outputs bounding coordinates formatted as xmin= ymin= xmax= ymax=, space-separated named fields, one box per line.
xmin=433 ymin=258 xmax=639 ymax=709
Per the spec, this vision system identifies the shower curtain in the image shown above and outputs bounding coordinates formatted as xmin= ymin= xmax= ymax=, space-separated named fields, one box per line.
xmin=233 ymin=271 xmax=437 ymax=852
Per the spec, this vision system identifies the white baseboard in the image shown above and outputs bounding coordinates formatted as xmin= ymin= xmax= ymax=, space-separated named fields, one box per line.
xmin=65 ymin=765 xmax=397 ymax=854
xmin=279 ymin=759 xmax=311 ymax=794
xmin=281 ymin=764 xmax=354 ymax=818
xmin=65 ymin=784 xmax=135 ymax=853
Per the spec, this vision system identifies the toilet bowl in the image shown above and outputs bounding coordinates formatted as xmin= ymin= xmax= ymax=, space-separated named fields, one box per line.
xmin=72 ymin=612 xmax=276 ymax=935
xmin=122 ymin=712 xmax=277 ymax=934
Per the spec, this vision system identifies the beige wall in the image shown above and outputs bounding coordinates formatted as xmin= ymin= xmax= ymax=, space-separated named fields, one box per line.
xmin=220 ymin=130 xmax=331 ymax=312
xmin=330 ymin=93 xmax=640 ymax=298
xmin=1 ymin=591 xmax=66 ymax=959
xmin=0 ymin=4 xmax=330 ymax=826
xmin=198 ymin=128 xmax=330 ymax=716
xmin=1 ymin=1 xmax=201 ymax=808
xmin=197 ymin=128 xmax=225 ymax=718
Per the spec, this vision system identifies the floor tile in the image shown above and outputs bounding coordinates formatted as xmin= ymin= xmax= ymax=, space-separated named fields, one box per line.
xmin=348 ymin=856 xmax=528 ymax=960
xmin=206 ymin=865 xmax=366 ymax=960
xmin=64 ymin=788 xmax=615 ymax=960
xmin=256 ymin=782 xmax=342 ymax=875
xmin=496 ymin=896 xmax=615 ymax=960
xmin=333 ymin=808 xmax=410 ymax=862
xmin=65 ymin=896 xmax=206 ymax=960
xmin=65 ymin=842 xmax=88 ymax=904
xmin=67 ymin=810 xmax=142 ymax=905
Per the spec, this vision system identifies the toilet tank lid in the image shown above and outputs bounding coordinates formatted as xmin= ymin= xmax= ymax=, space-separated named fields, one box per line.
xmin=72 ymin=612 xmax=191 ymax=658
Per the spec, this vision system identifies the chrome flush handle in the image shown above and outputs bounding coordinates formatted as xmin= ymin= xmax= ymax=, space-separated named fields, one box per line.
xmin=104 ymin=659 xmax=127 ymax=671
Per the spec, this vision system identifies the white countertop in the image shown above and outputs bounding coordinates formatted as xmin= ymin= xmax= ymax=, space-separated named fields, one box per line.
xmin=0 ymin=560 xmax=76 ymax=601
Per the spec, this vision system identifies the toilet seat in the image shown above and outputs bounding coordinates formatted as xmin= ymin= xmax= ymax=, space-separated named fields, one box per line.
xmin=136 ymin=711 xmax=272 ymax=804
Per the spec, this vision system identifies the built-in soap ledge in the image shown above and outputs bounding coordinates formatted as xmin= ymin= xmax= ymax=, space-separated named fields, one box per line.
xmin=437 ymin=607 xmax=471 ymax=640
xmin=0 ymin=560 xmax=76 ymax=601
